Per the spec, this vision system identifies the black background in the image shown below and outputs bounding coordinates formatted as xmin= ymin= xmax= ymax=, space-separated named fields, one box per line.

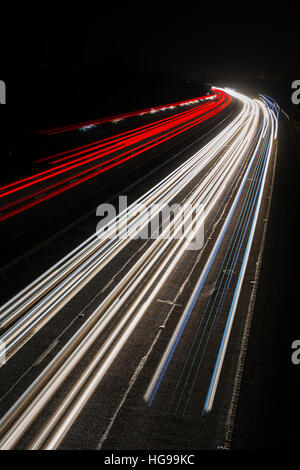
xmin=1 ymin=3 xmax=299 ymax=127
xmin=0 ymin=2 xmax=300 ymax=453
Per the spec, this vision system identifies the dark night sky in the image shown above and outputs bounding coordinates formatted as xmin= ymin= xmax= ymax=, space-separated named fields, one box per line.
xmin=1 ymin=2 xmax=299 ymax=133
xmin=3 ymin=3 xmax=299 ymax=80
xmin=36 ymin=4 xmax=299 ymax=79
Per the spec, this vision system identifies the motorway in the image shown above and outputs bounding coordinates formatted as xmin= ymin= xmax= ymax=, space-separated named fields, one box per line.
xmin=0 ymin=87 xmax=279 ymax=449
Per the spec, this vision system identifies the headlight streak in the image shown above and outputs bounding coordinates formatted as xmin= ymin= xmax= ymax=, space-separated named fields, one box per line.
xmin=203 ymin=103 xmax=275 ymax=415
xmin=0 ymin=103 xmax=244 ymax=325
xmin=172 ymin=115 xmax=271 ymax=417
xmin=144 ymin=90 xmax=278 ymax=415
xmin=0 ymin=88 xmax=278 ymax=450
xmin=144 ymin=94 xmax=262 ymax=405
xmin=0 ymin=116 xmax=248 ymax=356
xmin=29 ymin=104 xmax=260 ymax=449
xmin=30 ymin=108 xmax=262 ymax=449
xmin=0 ymin=97 xmax=247 ymax=360
xmin=2 ymin=123 xmax=255 ymax=449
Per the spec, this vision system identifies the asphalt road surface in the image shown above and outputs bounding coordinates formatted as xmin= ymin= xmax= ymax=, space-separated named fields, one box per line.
xmin=0 ymin=87 xmax=282 ymax=449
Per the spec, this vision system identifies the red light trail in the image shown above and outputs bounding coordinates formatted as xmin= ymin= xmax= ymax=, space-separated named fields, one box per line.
xmin=0 ymin=90 xmax=231 ymax=222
